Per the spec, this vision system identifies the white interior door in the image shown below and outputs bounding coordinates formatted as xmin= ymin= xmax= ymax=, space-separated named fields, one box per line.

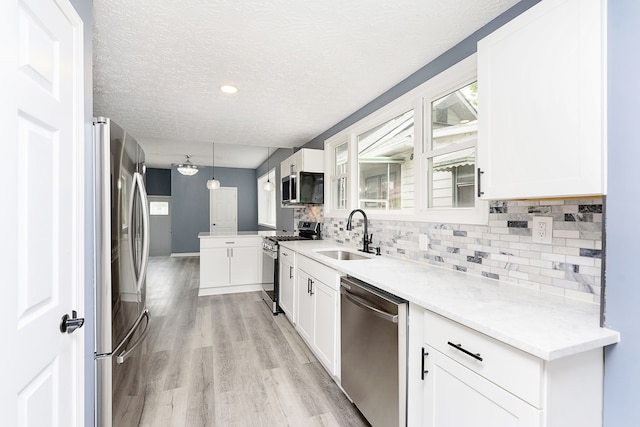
xmin=210 ymin=187 xmax=238 ymax=234
xmin=0 ymin=0 xmax=85 ymax=425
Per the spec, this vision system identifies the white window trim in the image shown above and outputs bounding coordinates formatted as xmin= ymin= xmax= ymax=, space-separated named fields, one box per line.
xmin=325 ymin=137 xmax=350 ymax=215
xmin=258 ymin=168 xmax=276 ymax=228
xmin=324 ymin=54 xmax=488 ymax=225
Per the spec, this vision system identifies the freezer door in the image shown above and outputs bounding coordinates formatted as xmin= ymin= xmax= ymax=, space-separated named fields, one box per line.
xmin=96 ymin=313 xmax=148 ymax=427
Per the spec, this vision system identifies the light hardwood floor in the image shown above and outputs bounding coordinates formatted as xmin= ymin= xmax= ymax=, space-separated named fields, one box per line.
xmin=134 ymin=256 xmax=370 ymax=427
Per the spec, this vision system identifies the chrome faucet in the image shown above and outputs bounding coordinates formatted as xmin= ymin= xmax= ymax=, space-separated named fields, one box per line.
xmin=346 ymin=209 xmax=374 ymax=254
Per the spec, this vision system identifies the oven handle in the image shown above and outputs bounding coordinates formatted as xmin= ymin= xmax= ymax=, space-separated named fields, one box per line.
xmin=340 ymin=286 xmax=398 ymax=323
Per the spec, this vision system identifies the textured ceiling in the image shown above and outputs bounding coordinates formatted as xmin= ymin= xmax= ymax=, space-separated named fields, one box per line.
xmin=93 ymin=0 xmax=519 ymax=169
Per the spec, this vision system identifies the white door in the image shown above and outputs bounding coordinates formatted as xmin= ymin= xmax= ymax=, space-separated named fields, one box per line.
xmin=0 ymin=0 xmax=85 ymax=426
xmin=210 ymin=187 xmax=238 ymax=234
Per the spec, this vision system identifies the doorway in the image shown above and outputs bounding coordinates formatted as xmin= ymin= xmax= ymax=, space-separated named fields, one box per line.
xmin=148 ymin=196 xmax=171 ymax=256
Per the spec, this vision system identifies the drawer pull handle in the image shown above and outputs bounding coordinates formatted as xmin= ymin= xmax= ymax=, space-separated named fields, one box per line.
xmin=447 ymin=341 xmax=483 ymax=362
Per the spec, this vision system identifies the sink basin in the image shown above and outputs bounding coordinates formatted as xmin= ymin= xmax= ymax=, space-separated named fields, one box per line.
xmin=316 ymin=250 xmax=372 ymax=261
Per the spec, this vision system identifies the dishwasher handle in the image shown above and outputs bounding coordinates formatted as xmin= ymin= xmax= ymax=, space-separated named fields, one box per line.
xmin=341 ymin=286 xmax=398 ymax=323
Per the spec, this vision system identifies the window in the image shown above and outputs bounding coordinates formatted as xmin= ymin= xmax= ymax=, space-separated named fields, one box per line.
xmin=357 ymin=110 xmax=414 ymax=211
xmin=258 ymin=168 xmax=276 ymax=228
xmin=427 ymin=81 xmax=478 ymax=208
xmin=324 ymin=55 xmax=486 ymax=224
xmin=331 ymin=141 xmax=348 ymax=211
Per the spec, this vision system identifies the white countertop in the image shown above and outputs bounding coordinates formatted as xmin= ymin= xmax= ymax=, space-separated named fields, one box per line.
xmin=198 ymin=230 xmax=281 ymax=238
xmin=279 ymin=239 xmax=620 ymax=361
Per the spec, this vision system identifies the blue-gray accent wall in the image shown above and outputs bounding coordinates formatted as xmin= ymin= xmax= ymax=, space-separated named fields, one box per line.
xmin=603 ymin=1 xmax=640 ymax=425
xmin=171 ymin=166 xmax=259 ymax=253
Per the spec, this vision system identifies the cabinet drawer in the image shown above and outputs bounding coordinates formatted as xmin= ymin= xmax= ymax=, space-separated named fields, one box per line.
xmin=279 ymin=246 xmax=295 ymax=260
xmin=297 ymin=255 xmax=341 ymax=290
xmin=424 ymin=310 xmax=543 ymax=407
xmin=200 ymin=237 xmax=261 ymax=249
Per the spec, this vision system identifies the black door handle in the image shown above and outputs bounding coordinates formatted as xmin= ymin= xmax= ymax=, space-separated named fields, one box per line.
xmin=60 ymin=310 xmax=84 ymax=334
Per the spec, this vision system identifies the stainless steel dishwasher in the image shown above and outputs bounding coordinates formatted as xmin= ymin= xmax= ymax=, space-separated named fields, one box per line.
xmin=340 ymin=275 xmax=408 ymax=427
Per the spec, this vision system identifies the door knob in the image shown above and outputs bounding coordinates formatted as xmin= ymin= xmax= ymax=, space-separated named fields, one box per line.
xmin=60 ymin=310 xmax=85 ymax=334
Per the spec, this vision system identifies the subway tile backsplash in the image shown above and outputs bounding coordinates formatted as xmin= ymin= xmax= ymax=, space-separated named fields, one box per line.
xmin=295 ymin=198 xmax=603 ymax=304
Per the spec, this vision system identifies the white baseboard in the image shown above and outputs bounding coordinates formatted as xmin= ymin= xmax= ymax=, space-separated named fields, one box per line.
xmin=170 ymin=252 xmax=200 ymax=257
xmin=198 ymin=284 xmax=263 ymax=296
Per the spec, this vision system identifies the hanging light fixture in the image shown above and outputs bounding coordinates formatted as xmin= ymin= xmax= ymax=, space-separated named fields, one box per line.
xmin=263 ymin=146 xmax=275 ymax=192
xmin=177 ymin=155 xmax=198 ymax=176
xmin=206 ymin=142 xmax=221 ymax=190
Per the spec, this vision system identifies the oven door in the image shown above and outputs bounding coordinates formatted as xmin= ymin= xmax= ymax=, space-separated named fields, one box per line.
xmin=261 ymin=245 xmax=278 ymax=313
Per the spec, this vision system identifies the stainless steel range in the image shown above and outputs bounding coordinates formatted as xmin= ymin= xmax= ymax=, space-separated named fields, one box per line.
xmin=261 ymin=221 xmax=320 ymax=314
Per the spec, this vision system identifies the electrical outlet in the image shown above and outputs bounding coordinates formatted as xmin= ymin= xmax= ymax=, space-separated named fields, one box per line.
xmin=419 ymin=234 xmax=430 ymax=251
xmin=532 ymin=216 xmax=553 ymax=244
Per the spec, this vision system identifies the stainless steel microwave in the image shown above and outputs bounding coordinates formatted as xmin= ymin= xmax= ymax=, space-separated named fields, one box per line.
xmin=282 ymin=171 xmax=324 ymax=205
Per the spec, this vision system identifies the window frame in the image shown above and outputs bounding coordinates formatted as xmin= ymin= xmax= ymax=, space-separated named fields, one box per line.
xmin=325 ymin=137 xmax=350 ymax=215
xmin=324 ymin=54 xmax=487 ymax=225
xmin=257 ymin=168 xmax=276 ymax=228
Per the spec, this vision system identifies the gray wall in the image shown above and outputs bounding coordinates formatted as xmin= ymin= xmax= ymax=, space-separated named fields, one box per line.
xmin=256 ymin=147 xmax=296 ymax=232
xmin=603 ymin=1 xmax=640 ymax=425
xmin=67 ymin=0 xmax=94 ymax=424
xmin=171 ymin=165 xmax=259 ymax=253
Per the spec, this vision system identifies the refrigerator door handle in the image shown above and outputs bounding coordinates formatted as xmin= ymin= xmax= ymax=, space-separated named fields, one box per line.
xmin=95 ymin=308 xmax=150 ymax=361
xmin=134 ymin=172 xmax=150 ymax=293
xmin=116 ymin=309 xmax=151 ymax=365
xmin=127 ymin=172 xmax=150 ymax=294
xmin=116 ymin=308 xmax=150 ymax=364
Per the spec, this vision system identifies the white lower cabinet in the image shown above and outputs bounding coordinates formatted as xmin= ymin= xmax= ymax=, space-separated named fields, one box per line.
xmin=296 ymin=269 xmax=314 ymax=344
xmin=412 ymin=309 xmax=605 ymax=427
xmin=199 ymin=236 xmax=261 ymax=296
xmin=278 ymin=247 xmax=296 ymax=321
xmin=295 ymin=255 xmax=340 ymax=376
xmin=423 ymin=345 xmax=541 ymax=427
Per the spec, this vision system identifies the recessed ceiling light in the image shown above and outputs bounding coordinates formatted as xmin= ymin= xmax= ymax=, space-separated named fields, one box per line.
xmin=220 ymin=85 xmax=238 ymax=94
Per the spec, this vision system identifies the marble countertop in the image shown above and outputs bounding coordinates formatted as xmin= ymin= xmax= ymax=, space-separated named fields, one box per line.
xmin=279 ymin=239 xmax=620 ymax=361
xmin=198 ymin=230 xmax=286 ymax=238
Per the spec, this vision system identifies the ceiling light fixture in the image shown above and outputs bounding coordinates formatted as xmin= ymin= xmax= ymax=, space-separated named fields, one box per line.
xmin=177 ymin=155 xmax=199 ymax=176
xmin=206 ymin=142 xmax=221 ymax=190
xmin=263 ymin=147 xmax=274 ymax=192
xmin=220 ymin=85 xmax=238 ymax=94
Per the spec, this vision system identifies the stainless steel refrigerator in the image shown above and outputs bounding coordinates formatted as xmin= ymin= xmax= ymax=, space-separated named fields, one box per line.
xmin=93 ymin=117 xmax=151 ymax=427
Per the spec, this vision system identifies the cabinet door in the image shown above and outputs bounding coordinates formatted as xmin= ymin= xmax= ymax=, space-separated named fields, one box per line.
xmin=200 ymin=247 xmax=230 ymax=287
xmin=313 ymin=280 xmax=337 ymax=375
xmin=279 ymin=257 xmax=295 ymax=320
xmin=477 ymin=0 xmax=604 ymax=199
xmin=229 ymin=245 xmax=259 ymax=285
xmin=423 ymin=346 xmax=541 ymax=427
xmin=296 ymin=270 xmax=314 ymax=345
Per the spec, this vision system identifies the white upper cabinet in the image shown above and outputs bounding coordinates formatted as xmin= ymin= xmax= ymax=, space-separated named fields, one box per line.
xmin=477 ymin=0 xmax=606 ymax=199
xmin=280 ymin=148 xmax=324 ymax=178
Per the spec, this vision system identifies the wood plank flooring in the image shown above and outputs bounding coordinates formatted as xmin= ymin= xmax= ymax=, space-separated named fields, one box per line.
xmin=134 ymin=256 xmax=369 ymax=427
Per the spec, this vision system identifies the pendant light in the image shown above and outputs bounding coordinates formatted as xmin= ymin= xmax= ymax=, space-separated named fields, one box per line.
xmin=177 ymin=155 xmax=198 ymax=176
xmin=206 ymin=142 xmax=221 ymax=190
xmin=262 ymin=147 xmax=274 ymax=192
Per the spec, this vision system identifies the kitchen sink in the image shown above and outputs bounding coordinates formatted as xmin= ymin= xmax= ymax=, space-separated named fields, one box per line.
xmin=316 ymin=250 xmax=373 ymax=261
